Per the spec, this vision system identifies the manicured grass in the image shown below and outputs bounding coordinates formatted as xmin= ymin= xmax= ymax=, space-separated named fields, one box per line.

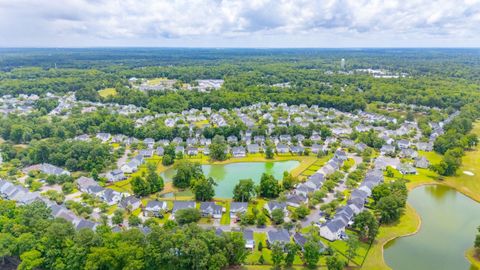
xmin=327 ymin=230 xmax=370 ymax=266
xmin=361 ymin=204 xmax=420 ymax=270
xmin=220 ymin=200 xmax=231 ymax=225
xmin=245 ymin=233 xmax=305 ymax=266
xmin=194 ymin=120 xmax=209 ymax=127
xmin=98 ymin=87 xmax=117 ymax=97
xmin=146 ymin=77 xmax=169 ymax=85
xmin=465 ymin=247 xmax=480 ymax=269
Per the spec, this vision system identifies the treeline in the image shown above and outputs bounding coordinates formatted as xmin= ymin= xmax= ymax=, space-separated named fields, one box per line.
xmin=433 ymin=103 xmax=480 ymax=176
xmin=0 ymin=200 xmax=248 ymax=270
xmin=1 ymin=138 xmax=113 ymax=172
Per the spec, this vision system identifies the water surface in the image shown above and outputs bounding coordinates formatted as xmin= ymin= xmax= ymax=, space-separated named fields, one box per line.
xmin=384 ymin=185 xmax=480 ymax=270
xmin=160 ymin=161 xmax=300 ymax=198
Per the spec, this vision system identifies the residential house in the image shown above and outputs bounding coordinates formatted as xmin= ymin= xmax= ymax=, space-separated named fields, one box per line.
xmin=230 ymin=202 xmax=248 ymax=219
xmin=414 ymin=156 xmax=430 ymax=169
xmin=290 ymin=145 xmax=304 ymax=155
xmin=286 ymin=194 xmax=308 ymax=208
xmin=139 ymin=149 xmax=154 ymax=157
xmin=334 ymin=149 xmax=348 ymax=161
xmin=232 ymin=146 xmax=246 ymax=158
xmin=200 ymin=202 xmax=223 ymax=219
xmin=247 ymin=144 xmax=261 ymax=154
xmin=106 ymin=169 xmax=126 ymax=182
xmin=266 ymin=229 xmax=291 ymax=247
xmin=144 ymin=201 xmax=168 ymax=217
xmin=380 ymin=144 xmax=396 ymax=156
xmin=172 ymin=201 xmax=195 ymax=215
xmin=320 ymin=218 xmax=346 ymax=241
xmin=398 ymin=163 xmax=417 ymax=175
xmin=243 ymin=229 xmax=255 ymax=249
xmin=293 ymin=232 xmax=326 ymax=252
xmin=96 ymin=133 xmax=111 ymax=143
xmin=276 ymin=144 xmax=289 ymax=153
xmin=101 ymin=188 xmax=122 ymax=205
xmin=156 ymin=146 xmax=164 ymax=156
xmin=119 ymin=196 xmax=142 ymax=211
xmin=264 ymin=201 xmax=287 ymax=216
xmin=186 ymin=147 xmax=199 ymax=156
xmin=397 ymin=139 xmax=411 ymax=149
xmin=417 ymin=142 xmax=433 ymax=151
xmin=76 ymin=176 xmax=98 ymax=192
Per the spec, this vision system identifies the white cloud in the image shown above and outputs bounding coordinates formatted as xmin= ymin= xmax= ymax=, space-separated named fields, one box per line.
xmin=0 ymin=0 xmax=479 ymax=47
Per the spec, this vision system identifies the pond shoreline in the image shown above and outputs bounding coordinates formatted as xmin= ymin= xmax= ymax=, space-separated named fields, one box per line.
xmin=380 ymin=182 xmax=480 ymax=270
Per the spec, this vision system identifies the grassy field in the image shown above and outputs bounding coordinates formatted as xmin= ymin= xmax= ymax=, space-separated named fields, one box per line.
xmin=465 ymin=248 xmax=480 ymax=269
xmin=98 ymin=87 xmax=117 ymax=97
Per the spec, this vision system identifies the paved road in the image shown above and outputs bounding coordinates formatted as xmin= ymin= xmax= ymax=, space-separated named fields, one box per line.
xmin=300 ymin=154 xmax=362 ymax=228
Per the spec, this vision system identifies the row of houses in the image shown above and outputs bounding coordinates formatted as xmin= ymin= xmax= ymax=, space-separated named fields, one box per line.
xmin=0 ymin=179 xmax=98 ymax=231
xmin=285 ymin=149 xmax=348 ymax=208
xmin=320 ymin=168 xmax=384 ymax=241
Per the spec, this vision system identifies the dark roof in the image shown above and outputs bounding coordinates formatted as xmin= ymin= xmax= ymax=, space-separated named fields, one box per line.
xmin=267 ymin=229 xmax=290 ymax=244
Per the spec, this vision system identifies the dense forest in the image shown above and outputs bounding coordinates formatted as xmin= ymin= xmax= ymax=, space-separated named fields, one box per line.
xmin=1 ymin=49 xmax=479 ymax=113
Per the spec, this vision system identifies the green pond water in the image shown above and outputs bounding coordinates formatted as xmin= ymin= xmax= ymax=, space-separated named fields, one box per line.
xmin=384 ymin=185 xmax=480 ymax=270
xmin=160 ymin=161 xmax=300 ymax=198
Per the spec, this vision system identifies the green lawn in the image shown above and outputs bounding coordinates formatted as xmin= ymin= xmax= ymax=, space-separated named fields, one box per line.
xmin=98 ymin=87 xmax=117 ymax=97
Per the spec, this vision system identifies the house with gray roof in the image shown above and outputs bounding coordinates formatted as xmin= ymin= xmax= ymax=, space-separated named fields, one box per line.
xmin=232 ymin=146 xmax=246 ymax=158
xmin=320 ymin=218 xmax=346 ymax=241
xmin=243 ymin=229 xmax=255 ymax=249
xmin=414 ymin=156 xmax=430 ymax=169
xmin=286 ymin=194 xmax=308 ymax=208
xmin=119 ymin=196 xmax=142 ymax=211
xmin=76 ymin=176 xmax=98 ymax=193
xmin=247 ymin=144 xmax=261 ymax=154
xmin=293 ymin=232 xmax=326 ymax=252
xmin=106 ymin=169 xmax=126 ymax=182
xmin=276 ymin=144 xmax=289 ymax=153
xmin=230 ymin=202 xmax=248 ymax=219
xmin=172 ymin=201 xmax=195 ymax=214
xmin=200 ymin=202 xmax=223 ymax=219
xmin=144 ymin=201 xmax=168 ymax=217
xmin=267 ymin=229 xmax=291 ymax=247
xmin=264 ymin=201 xmax=287 ymax=216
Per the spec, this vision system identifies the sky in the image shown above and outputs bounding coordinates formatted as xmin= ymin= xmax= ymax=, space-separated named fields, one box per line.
xmin=0 ymin=0 xmax=479 ymax=48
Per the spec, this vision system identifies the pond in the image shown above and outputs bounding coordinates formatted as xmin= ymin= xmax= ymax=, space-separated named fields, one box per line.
xmin=160 ymin=160 xmax=300 ymax=198
xmin=384 ymin=185 xmax=480 ymax=270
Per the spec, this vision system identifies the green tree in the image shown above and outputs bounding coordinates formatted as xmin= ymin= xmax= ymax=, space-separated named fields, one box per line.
xmin=0 ymin=233 xmax=14 ymax=265
xmin=210 ymin=135 xmax=228 ymax=161
xmin=233 ymin=179 xmax=256 ymax=202
xmin=128 ymin=215 xmax=142 ymax=227
xmin=270 ymin=242 xmax=284 ymax=269
xmin=352 ymin=211 xmax=379 ymax=242
xmin=326 ymin=254 xmax=346 ymax=270
xmin=112 ymin=209 xmax=124 ymax=225
xmin=161 ymin=154 xmax=174 ymax=166
xmin=345 ymin=235 xmax=359 ymax=265
xmin=294 ymin=204 xmax=310 ymax=220
xmin=282 ymin=172 xmax=296 ymax=190
xmin=303 ymin=238 xmax=322 ymax=268
xmin=146 ymin=162 xmax=164 ymax=193
xmin=259 ymin=173 xmax=280 ymax=198
xmin=284 ymin=242 xmax=298 ymax=267
xmin=18 ymin=250 xmax=44 ymax=270
xmin=271 ymin=208 xmax=285 ymax=224
xmin=131 ymin=175 xmax=150 ymax=196
xmin=265 ymin=145 xmax=274 ymax=159
xmin=191 ymin=176 xmax=216 ymax=201
xmin=172 ymin=161 xmax=203 ymax=189
xmin=175 ymin=208 xmax=201 ymax=225
xmin=256 ymin=213 xmax=267 ymax=227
